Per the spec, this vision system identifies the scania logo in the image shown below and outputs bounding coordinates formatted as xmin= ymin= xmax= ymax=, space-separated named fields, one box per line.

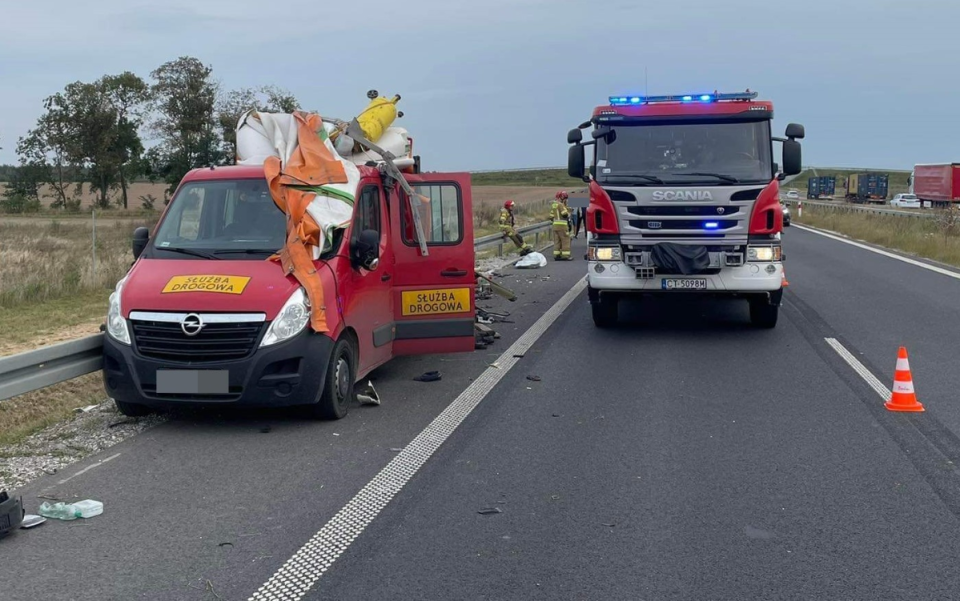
xmin=180 ymin=313 xmax=205 ymax=337
xmin=651 ymin=190 xmax=714 ymax=201
xmin=647 ymin=221 xmax=662 ymax=229
xmin=717 ymin=207 xmax=726 ymax=214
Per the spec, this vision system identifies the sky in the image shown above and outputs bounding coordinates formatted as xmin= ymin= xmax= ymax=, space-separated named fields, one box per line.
xmin=0 ymin=0 xmax=958 ymax=172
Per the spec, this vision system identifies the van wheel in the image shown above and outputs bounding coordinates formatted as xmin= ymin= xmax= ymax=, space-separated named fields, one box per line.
xmin=308 ymin=337 xmax=357 ymax=420
xmin=749 ymin=299 xmax=779 ymax=329
xmin=591 ymin=295 xmax=619 ymax=328
xmin=115 ymin=399 xmax=154 ymax=417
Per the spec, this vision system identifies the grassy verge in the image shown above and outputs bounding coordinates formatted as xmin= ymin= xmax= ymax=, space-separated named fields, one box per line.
xmin=794 ymin=203 xmax=960 ymax=268
xmin=0 ymin=374 xmax=105 ymax=448
xmin=471 ymin=168 xmax=583 ymax=187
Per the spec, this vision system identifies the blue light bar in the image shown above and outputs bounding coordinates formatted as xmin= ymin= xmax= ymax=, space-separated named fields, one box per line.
xmin=704 ymin=222 xmax=720 ymax=229
xmin=608 ymin=91 xmax=758 ymax=106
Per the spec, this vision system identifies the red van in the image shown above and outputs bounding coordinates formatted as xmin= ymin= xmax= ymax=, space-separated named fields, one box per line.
xmin=102 ymin=164 xmax=476 ymax=419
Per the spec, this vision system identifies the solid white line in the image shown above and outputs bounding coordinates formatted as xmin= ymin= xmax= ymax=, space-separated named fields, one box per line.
xmin=824 ymin=338 xmax=890 ymax=400
xmin=794 ymin=224 xmax=960 ymax=281
xmin=56 ymin=453 xmax=122 ymax=485
xmin=249 ymin=276 xmax=589 ymax=601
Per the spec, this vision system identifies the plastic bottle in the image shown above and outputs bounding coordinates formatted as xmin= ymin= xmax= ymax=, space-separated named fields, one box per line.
xmin=38 ymin=499 xmax=103 ymax=520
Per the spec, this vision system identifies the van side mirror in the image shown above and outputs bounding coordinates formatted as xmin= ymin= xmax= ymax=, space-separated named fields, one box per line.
xmin=567 ymin=128 xmax=583 ymax=144
xmin=786 ymin=123 xmax=805 ymax=140
xmin=353 ymin=229 xmax=380 ymax=271
xmin=568 ymin=145 xmax=586 ymax=180
xmin=132 ymin=227 xmax=150 ymax=260
xmin=782 ymin=140 xmax=802 ymax=176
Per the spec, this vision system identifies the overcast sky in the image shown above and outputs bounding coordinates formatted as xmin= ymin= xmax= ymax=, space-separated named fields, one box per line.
xmin=1 ymin=0 xmax=957 ymax=172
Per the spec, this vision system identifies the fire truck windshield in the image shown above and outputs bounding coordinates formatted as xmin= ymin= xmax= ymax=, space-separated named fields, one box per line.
xmin=152 ymin=179 xmax=288 ymax=259
xmin=596 ymin=120 xmax=773 ymax=186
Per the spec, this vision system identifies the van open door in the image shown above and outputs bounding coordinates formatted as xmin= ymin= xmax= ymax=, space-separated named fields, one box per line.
xmin=390 ymin=172 xmax=476 ymax=356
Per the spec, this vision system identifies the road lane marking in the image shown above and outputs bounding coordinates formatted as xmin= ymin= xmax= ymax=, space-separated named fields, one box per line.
xmin=794 ymin=224 xmax=960 ymax=281
xmin=825 ymin=338 xmax=890 ymax=400
xmin=249 ymin=276 xmax=588 ymax=601
xmin=56 ymin=452 xmax=122 ymax=485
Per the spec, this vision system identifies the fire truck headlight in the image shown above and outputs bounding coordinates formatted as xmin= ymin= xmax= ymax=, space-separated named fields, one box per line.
xmin=261 ymin=288 xmax=310 ymax=347
xmin=588 ymin=246 xmax=622 ymax=261
xmin=106 ymin=276 xmax=131 ymax=345
xmin=747 ymin=246 xmax=782 ymax=262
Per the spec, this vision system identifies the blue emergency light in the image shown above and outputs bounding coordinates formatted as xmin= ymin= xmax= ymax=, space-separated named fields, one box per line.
xmin=608 ymin=91 xmax=758 ymax=106
xmin=704 ymin=222 xmax=720 ymax=229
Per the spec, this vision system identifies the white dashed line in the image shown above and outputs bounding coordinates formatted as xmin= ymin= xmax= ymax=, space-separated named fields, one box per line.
xmin=56 ymin=453 xmax=122 ymax=485
xmin=249 ymin=276 xmax=588 ymax=601
xmin=825 ymin=338 xmax=890 ymax=400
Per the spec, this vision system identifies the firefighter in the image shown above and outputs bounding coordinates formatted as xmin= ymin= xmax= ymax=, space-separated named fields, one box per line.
xmin=499 ymin=200 xmax=533 ymax=256
xmin=551 ymin=191 xmax=572 ymax=260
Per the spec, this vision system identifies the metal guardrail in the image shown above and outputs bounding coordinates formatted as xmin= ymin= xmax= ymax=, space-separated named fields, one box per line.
xmin=783 ymin=199 xmax=936 ymax=220
xmin=0 ymin=223 xmax=557 ymax=402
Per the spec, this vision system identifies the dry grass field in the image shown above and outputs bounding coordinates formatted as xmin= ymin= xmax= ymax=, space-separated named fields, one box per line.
xmin=1 ymin=182 xmax=170 ymax=210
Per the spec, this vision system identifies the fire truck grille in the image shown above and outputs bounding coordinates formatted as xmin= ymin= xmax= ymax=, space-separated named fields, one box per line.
xmin=132 ymin=320 xmax=266 ymax=363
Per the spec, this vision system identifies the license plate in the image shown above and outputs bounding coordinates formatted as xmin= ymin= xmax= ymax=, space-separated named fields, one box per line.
xmin=661 ymin=278 xmax=708 ymax=291
xmin=156 ymin=370 xmax=229 ymax=394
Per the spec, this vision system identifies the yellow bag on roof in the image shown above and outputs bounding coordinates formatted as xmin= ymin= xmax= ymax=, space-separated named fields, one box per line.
xmin=357 ymin=91 xmax=401 ymax=143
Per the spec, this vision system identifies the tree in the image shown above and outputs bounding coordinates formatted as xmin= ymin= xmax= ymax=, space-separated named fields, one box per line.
xmin=18 ymin=93 xmax=77 ymax=209
xmin=216 ymin=85 xmax=301 ymax=161
xmin=149 ymin=57 xmax=225 ymax=195
xmin=101 ymin=72 xmax=150 ymax=209
xmin=62 ymin=80 xmax=120 ymax=209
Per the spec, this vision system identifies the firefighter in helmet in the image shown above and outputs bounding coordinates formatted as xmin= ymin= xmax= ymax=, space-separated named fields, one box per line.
xmin=499 ymin=200 xmax=533 ymax=256
xmin=550 ymin=191 xmax=572 ymax=260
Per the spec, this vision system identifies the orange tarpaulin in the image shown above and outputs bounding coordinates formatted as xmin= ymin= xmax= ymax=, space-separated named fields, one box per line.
xmin=264 ymin=112 xmax=349 ymax=333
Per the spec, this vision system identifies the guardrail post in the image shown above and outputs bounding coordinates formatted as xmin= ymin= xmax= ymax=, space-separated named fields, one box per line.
xmin=497 ymin=243 xmax=503 ymax=257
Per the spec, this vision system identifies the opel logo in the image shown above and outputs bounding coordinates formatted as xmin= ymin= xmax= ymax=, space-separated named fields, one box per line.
xmin=180 ymin=313 xmax=204 ymax=337
xmin=717 ymin=207 xmax=726 ymax=215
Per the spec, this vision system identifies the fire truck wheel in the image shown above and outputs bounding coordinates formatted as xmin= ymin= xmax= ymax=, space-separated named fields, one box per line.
xmin=591 ymin=295 xmax=619 ymax=328
xmin=309 ymin=337 xmax=358 ymax=420
xmin=115 ymin=399 xmax=154 ymax=417
xmin=749 ymin=299 xmax=779 ymax=329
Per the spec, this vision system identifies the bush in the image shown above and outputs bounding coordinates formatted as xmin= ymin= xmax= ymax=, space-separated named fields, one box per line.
xmin=140 ymin=194 xmax=158 ymax=211
xmin=0 ymin=193 xmax=42 ymax=214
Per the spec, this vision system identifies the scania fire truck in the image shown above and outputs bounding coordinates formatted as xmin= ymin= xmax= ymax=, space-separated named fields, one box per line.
xmin=566 ymin=91 xmax=804 ymax=328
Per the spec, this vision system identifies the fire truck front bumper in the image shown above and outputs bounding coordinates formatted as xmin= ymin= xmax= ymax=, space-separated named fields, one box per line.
xmin=586 ymin=260 xmax=784 ymax=295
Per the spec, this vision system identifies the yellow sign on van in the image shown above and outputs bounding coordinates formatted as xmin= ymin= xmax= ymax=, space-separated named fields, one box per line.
xmin=162 ymin=275 xmax=251 ymax=295
xmin=402 ymin=288 xmax=471 ymax=316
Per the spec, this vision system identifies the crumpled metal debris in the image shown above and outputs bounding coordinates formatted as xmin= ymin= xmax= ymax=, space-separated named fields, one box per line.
xmin=356 ymin=380 xmax=381 ymax=405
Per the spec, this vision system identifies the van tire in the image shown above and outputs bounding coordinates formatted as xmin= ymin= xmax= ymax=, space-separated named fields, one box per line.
xmin=749 ymin=299 xmax=779 ymax=329
xmin=115 ymin=399 xmax=154 ymax=417
xmin=308 ymin=337 xmax=357 ymax=420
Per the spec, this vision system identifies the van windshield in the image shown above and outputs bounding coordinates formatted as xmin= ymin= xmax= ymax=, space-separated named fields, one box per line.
xmin=152 ymin=179 xmax=287 ymax=258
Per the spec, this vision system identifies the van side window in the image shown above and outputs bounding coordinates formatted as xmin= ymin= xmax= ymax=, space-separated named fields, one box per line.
xmin=402 ymin=183 xmax=462 ymax=245
xmin=355 ymin=185 xmax=381 ymax=237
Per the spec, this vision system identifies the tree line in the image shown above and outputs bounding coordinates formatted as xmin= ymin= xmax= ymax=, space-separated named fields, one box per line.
xmin=0 ymin=56 xmax=299 ymax=212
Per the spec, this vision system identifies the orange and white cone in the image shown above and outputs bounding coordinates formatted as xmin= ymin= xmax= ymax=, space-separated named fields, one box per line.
xmin=885 ymin=346 xmax=924 ymax=412
xmin=781 ymin=266 xmax=789 ymax=287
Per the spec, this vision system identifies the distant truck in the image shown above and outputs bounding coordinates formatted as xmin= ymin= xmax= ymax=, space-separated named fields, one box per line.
xmin=807 ymin=176 xmax=836 ymax=199
xmin=912 ymin=163 xmax=960 ymax=208
xmin=845 ymin=173 xmax=888 ymax=203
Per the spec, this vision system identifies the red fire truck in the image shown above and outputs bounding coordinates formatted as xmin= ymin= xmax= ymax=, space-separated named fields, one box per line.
xmin=102 ymin=164 xmax=475 ymax=419
xmin=567 ymin=91 xmax=804 ymax=328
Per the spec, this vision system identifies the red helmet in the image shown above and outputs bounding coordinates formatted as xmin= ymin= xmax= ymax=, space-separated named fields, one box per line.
xmin=556 ymin=190 xmax=568 ymax=200
xmin=504 ymin=200 xmax=515 ymax=209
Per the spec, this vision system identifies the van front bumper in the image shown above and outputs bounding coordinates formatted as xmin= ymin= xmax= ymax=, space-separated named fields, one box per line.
xmin=102 ymin=330 xmax=334 ymax=409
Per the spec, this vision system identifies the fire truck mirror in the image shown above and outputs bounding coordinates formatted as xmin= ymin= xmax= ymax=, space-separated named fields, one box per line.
xmin=591 ymin=126 xmax=616 ymax=144
xmin=785 ymin=123 xmax=805 ymax=140
xmin=354 ymin=229 xmax=381 ymax=271
xmin=568 ymin=128 xmax=583 ymax=144
xmin=568 ymin=145 xmax=586 ymax=179
xmin=782 ymin=140 xmax=802 ymax=176
xmin=132 ymin=227 xmax=150 ymax=260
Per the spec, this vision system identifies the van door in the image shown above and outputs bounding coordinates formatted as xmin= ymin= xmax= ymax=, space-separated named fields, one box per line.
xmin=390 ymin=173 xmax=475 ymax=356
xmin=344 ymin=182 xmax=395 ymax=373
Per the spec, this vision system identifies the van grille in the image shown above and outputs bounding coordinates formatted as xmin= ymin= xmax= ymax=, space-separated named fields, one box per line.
xmin=131 ymin=319 xmax=265 ymax=363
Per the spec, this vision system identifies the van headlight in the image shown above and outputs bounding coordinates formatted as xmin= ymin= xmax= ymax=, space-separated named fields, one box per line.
xmin=588 ymin=246 xmax=622 ymax=261
xmin=747 ymin=246 xmax=782 ymax=262
xmin=106 ymin=276 xmax=131 ymax=345
xmin=260 ymin=288 xmax=310 ymax=347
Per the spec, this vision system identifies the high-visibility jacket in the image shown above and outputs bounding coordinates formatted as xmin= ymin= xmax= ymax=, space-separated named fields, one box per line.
xmin=550 ymin=201 xmax=570 ymax=225
xmin=499 ymin=208 xmax=515 ymax=229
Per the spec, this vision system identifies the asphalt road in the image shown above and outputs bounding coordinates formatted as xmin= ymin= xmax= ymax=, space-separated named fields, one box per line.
xmin=5 ymin=228 xmax=960 ymax=600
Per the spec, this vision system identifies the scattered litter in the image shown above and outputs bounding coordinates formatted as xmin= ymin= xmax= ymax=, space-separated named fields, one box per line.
xmin=526 ymin=375 xmax=542 ymax=382
xmin=602 ymin=523 xmax=616 ymax=528
xmin=0 ymin=491 xmax=24 ymax=538
xmin=75 ymin=405 xmax=99 ymax=414
xmin=21 ymin=514 xmax=46 ymax=529
xmin=333 ymin=433 xmax=340 ymax=437
xmin=356 ymin=380 xmax=381 ymax=406
xmin=390 ymin=448 xmax=403 ymax=452
xmin=513 ymin=354 xmax=525 ymax=359
xmin=38 ymin=499 xmax=103 ymax=521
xmin=515 ymin=252 xmax=547 ymax=269
xmin=413 ymin=371 xmax=442 ymax=382
xmin=489 ymin=363 xmax=501 ymax=369
xmin=477 ymin=507 xmax=503 ymax=515
xmin=552 ymin=414 xmax=561 ymax=418
xmin=259 ymin=426 xmax=272 ymax=434
xmin=218 ymin=542 xmax=234 ymax=548
xmin=551 ymin=495 xmax=560 ymax=500
xmin=108 ymin=420 xmax=136 ymax=429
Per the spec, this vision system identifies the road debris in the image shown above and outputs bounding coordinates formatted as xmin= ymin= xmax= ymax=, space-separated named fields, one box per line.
xmin=75 ymin=405 xmax=99 ymax=414
xmin=356 ymin=381 xmax=381 ymax=406
xmin=526 ymin=375 xmax=542 ymax=382
xmin=0 ymin=491 xmax=24 ymax=538
xmin=515 ymin=251 xmax=547 ymax=269
xmin=38 ymin=499 xmax=103 ymax=520
xmin=21 ymin=514 xmax=46 ymax=529
xmin=477 ymin=507 xmax=503 ymax=515
xmin=413 ymin=371 xmax=442 ymax=382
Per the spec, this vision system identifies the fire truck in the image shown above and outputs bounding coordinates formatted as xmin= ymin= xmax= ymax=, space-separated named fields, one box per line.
xmin=567 ymin=91 xmax=804 ymax=328
xmin=102 ymin=163 xmax=476 ymax=419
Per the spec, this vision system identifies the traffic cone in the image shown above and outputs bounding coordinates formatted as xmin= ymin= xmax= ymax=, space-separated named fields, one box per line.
xmin=781 ymin=266 xmax=790 ymax=287
xmin=885 ymin=347 xmax=924 ymax=412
